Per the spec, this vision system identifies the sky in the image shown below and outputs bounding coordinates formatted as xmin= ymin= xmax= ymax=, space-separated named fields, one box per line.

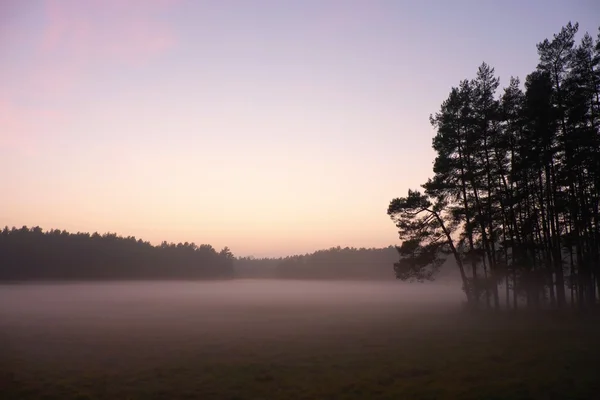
xmin=1 ymin=0 xmax=599 ymax=257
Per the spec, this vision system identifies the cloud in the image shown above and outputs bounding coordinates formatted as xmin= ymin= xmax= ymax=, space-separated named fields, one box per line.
xmin=0 ymin=1 xmax=180 ymax=156
xmin=41 ymin=0 xmax=178 ymax=66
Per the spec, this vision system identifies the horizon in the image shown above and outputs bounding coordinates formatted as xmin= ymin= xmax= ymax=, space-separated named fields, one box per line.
xmin=2 ymin=0 xmax=599 ymax=258
xmin=0 ymin=223 xmax=396 ymax=259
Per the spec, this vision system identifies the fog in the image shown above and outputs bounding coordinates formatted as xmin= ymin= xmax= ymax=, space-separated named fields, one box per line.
xmin=1 ymin=280 xmax=464 ymax=324
xmin=1 ymin=280 xmax=463 ymax=364
xmin=4 ymin=280 xmax=599 ymax=400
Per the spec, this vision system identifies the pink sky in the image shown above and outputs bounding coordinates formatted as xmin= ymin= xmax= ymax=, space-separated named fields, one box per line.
xmin=1 ymin=0 xmax=598 ymax=257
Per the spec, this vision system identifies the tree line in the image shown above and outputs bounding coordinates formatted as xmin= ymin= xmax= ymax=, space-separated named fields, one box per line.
xmin=0 ymin=226 xmax=235 ymax=281
xmin=236 ymin=246 xmax=403 ymax=280
xmin=388 ymin=22 xmax=600 ymax=310
xmin=0 ymin=226 xmax=407 ymax=282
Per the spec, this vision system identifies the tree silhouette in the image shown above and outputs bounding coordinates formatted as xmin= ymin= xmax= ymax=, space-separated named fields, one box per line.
xmin=0 ymin=226 xmax=234 ymax=281
xmin=0 ymin=226 xmax=402 ymax=282
xmin=236 ymin=246 xmax=401 ymax=280
xmin=387 ymin=190 xmax=471 ymax=296
xmin=389 ymin=22 xmax=600 ymax=310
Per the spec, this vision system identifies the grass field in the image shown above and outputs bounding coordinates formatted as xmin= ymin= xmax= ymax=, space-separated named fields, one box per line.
xmin=1 ymin=281 xmax=599 ymax=399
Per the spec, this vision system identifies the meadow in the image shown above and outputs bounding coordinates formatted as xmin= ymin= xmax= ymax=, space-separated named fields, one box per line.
xmin=1 ymin=280 xmax=599 ymax=399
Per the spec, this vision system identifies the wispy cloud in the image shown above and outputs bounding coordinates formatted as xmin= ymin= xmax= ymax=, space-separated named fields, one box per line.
xmin=41 ymin=0 xmax=178 ymax=66
xmin=0 ymin=0 xmax=180 ymax=156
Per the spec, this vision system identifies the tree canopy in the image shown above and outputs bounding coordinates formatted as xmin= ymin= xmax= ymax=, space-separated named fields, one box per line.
xmin=0 ymin=226 xmax=234 ymax=281
xmin=236 ymin=246 xmax=400 ymax=280
xmin=389 ymin=22 xmax=600 ymax=310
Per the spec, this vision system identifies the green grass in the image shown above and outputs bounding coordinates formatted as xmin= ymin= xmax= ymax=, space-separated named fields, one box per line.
xmin=3 ymin=307 xmax=600 ymax=400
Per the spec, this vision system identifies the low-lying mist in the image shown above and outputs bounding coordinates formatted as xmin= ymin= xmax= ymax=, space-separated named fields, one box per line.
xmin=1 ymin=280 xmax=463 ymax=361
xmin=1 ymin=280 xmax=464 ymax=325
xmin=3 ymin=280 xmax=599 ymax=400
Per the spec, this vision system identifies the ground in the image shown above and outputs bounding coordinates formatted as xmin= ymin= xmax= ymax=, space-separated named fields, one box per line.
xmin=1 ymin=282 xmax=599 ymax=399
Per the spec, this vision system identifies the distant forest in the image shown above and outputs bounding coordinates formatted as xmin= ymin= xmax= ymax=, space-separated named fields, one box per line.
xmin=388 ymin=22 xmax=600 ymax=310
xmin=236 ymin=246 xmax=402 ymax=280
xmin=0 ymin=226 xmax=409 ymax=281
xmin=0 ymin=226 xmax=235 ymax=281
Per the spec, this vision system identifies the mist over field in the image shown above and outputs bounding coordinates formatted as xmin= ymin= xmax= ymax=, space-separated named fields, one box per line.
xmin=1 ymin=280 xmax=465 ymax=395
xmin=0 ymin=280 xmax=464 ymax=345
xmin=3 ymin=280 xmax=600 ymax=400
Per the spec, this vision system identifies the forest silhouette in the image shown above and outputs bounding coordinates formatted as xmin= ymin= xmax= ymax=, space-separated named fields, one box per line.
xmin=388 ymin=22 xmax=600 ymax=310
xmin=0 ymin=225 xmax=401 ymax=281
xmin=235 ymin=246 xmax=401 ymax=280
xmin=0 ymin=226 xmax=235 ymax=281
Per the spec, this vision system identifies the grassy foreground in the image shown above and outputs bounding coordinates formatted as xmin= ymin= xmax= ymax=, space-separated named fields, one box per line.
xmin=2 ymin=305 xmax=600 ymax=400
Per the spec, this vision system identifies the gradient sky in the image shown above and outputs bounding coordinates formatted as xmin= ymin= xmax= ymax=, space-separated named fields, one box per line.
xmin=1 ymin=0 xmax=598 ymax=257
